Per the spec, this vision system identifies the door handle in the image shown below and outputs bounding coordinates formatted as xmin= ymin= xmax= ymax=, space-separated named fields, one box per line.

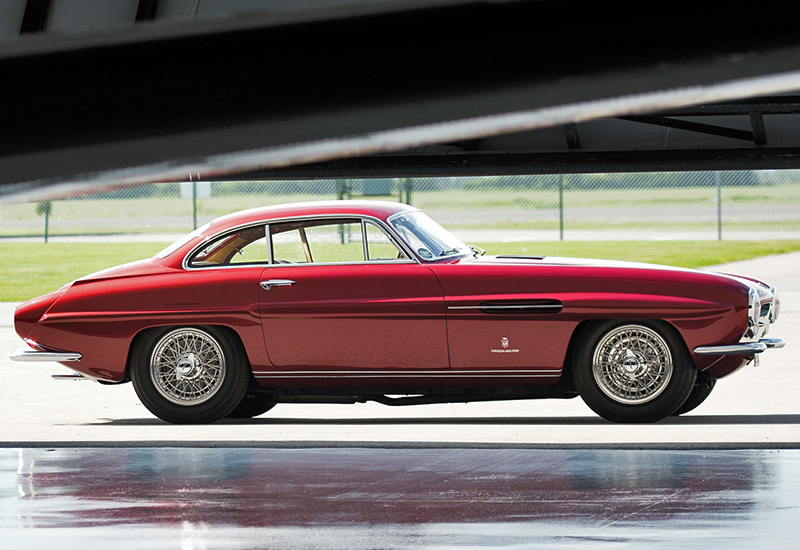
xmin=260 ymin=279 xmax=295 ymax=290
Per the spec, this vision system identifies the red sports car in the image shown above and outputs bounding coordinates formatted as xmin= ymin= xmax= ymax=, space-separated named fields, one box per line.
xmin=10 ymin=201 xmax=784 ymax=424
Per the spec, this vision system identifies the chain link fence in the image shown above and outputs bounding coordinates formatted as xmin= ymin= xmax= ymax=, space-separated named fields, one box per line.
xmin=2 ymin=170 xmax=799 ymax=242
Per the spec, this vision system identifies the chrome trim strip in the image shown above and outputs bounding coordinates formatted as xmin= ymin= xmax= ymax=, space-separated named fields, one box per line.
xmin=361 ymin=219 xmax=369 ymax=260
xmin=52 ymin=374 xmax=90 ymax=381
xmin=256 ymin=375 xmax=556 ymax=380
xmin=693 ymin=342 xmax=768 ymax=355
xmin=10 ymin=350 xmax=82 ymax=362
xmin=254 ymin=369 xmax=557 ymax=379
xmin=448 ymin=305 xmax=560 ymax=310
xmin=261 ymin=259 xmax=417 ymax=268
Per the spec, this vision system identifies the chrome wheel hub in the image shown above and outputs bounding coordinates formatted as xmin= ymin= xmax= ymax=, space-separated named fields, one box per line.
xmin=150 ymin=329 xmax=226 ymax=406
xmin=176 ymin=353 xmax=202 ymax=380
xmin=622 ymin=349 xmax=646 ymax=378
xmin=592 ymin=325 xmax=673 ymax=405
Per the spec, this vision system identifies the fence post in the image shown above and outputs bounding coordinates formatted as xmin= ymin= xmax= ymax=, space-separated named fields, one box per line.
xmin=716 ymin=171 xmax=722 ymax=240
xmin=337 ymin=179 xmax=351 ymax=201
xmin=192 ymin=179 xmax=198 ymax=230
xmin=36 ymin=200 xmax=52 ymax=243
xmin=44 ymin=202 xmax=50 ymax=243
xmin=400 ymin=178 xmax=412 ymax=204
xmin=558 ymin=174 xmax=564 ymax=241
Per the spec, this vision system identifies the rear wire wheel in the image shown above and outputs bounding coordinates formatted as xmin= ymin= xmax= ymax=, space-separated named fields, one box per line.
xmin=131 ymin=326 xmax=249 ymax=424
xmin=574 ymin=321 xmax=696 ymax=423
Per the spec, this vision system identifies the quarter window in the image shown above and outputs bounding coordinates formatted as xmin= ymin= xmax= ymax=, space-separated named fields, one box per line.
xmin=188 ymin=225 xmax=267 ymax=267
xmin=366 ymin=222 xmax=404 ymax=260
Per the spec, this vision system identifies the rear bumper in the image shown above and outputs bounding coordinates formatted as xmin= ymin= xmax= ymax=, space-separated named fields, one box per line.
xmin=9 ymin=350 xmax=82 ymax=362
xmin=694 ymin=337 xmax=785 ymax=356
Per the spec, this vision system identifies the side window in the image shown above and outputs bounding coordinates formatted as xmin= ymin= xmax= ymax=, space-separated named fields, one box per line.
xmin=188 ymin=226 xmax=267 ymax=267
xmin=365 ymin=222 xmax=407 ymax=260
xmin=229 ymin=232 xmax=268 ymax=264
xmin=304 ymin=221 xmax=364 ymax=263
xmin=271 ymin=227 xmax=310 ymax=263
xmin=270 ymin=219 xmax=364 ymax=264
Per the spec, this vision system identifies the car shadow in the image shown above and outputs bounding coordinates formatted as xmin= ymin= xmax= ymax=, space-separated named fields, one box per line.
xmin=91 ymin=414 xmax=800 ymax=427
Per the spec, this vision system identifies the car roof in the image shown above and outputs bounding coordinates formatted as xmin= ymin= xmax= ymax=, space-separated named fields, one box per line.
xmin=207 ymin=200 xmax=418 ymax=233
xmin=154 ymin=200 xmax=420 ymax=265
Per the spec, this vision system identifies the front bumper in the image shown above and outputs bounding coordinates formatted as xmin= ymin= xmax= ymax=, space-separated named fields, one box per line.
xmin=694 ymin=337 xmax=785 ymax=356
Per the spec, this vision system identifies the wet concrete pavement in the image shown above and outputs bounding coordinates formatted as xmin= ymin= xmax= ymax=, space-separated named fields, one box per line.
xmin=3 ymin=447 xmax=799 ymax=549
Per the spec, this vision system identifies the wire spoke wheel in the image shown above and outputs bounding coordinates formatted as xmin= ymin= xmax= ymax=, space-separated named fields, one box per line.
xmin=150 ymin=328 xmax=227 ymax=406
xmin=592 ymin=325 xmax=673 ymax=405
xmin=132 ymin=325 xmax=249 ymax=424
xmin=574 ymin=320 xmax=696 ymax=423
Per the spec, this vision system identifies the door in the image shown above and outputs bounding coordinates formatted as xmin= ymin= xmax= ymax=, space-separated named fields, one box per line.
xmin=259 ymin=218 xmax=448 ymax=370
xmin=429 ymin=262 xmax=572 ymax=373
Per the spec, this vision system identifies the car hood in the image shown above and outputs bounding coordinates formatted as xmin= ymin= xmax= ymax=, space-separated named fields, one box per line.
xmin=471 ymin=254 xmax=773 ymax=299
xmin=484 ymin=254 xmax=688 ymax=270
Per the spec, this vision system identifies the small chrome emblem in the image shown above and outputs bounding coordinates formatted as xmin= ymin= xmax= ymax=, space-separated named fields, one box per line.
xmin=491 ymin=337 xmax=519 ymax=354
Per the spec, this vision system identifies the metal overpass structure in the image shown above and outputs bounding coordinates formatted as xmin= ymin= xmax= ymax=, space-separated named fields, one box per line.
xmin=4 ymin=0 xmax=800 ymax=201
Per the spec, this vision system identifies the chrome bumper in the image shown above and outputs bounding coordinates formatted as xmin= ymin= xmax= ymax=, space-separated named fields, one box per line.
xmin=694 ymin=338 xmax=785 ymax=356
xmin=9 ymin=350 xmax=82 ymax=362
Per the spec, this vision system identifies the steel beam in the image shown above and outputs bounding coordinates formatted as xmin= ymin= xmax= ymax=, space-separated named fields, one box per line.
xmin=618 ymin=115 xmax=757 ymax=143
xmin=241 ymin=148 xmax=800 ymax=179
xmin=5 ymin=1 xmax=800 ymax=199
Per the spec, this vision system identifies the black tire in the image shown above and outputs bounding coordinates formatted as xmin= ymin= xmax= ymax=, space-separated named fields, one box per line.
xmin=672 ymin=372 xmax=716 ymax=416
xmin=573 ymin=320 xmax=696 ymax=423
xmin=130 ymin=326 xmax=249 ymax=424
xmin=227 ymin=391 xmax=277 ymax=418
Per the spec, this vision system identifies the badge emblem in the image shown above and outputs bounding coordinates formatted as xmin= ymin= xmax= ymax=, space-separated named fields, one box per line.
xmin=491 ymin=337 xmax=519 ymax=354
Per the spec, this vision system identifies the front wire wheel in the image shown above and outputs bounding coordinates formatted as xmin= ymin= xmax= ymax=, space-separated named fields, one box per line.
xmin=593 ymin=325 xmax=673 ymax=405
xmin=574 ymin=321 xmax=696 ymax=423
xmin=131 ymin=326 xmax=249 ymax=424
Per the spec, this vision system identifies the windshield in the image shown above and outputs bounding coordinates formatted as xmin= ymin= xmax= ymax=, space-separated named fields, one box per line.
xmin=154 ymin=223 xmax=211 ymax=258
xmin=389 ymin=211 xmax=469 ymax=260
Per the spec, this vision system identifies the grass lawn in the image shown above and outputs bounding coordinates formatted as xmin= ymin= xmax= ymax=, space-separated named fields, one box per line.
xmin=1 ymin=242 xmax=170 ymax=302
xmin=2 ymin=240 xmax=800 ymax=302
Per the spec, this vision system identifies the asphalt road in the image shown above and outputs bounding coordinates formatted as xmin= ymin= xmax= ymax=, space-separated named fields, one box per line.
xmin=1 ymin=253 xmax=798 ymax=448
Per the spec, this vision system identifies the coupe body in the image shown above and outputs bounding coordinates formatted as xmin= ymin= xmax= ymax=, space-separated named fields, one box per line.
xmin=11 ymin=201 xmax=784 ymax=424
